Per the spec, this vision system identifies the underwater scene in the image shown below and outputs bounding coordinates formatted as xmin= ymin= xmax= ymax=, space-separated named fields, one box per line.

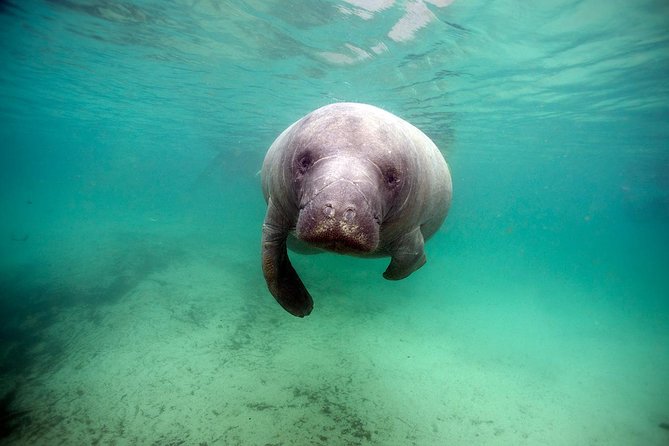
xmin=1 ymin=0 xmax=668 ymax=444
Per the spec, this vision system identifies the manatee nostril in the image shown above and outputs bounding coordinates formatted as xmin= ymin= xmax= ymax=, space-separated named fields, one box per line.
xmin=323 ymin=204 xmax=335 ymax=218
xmin=343 ymin=207 xmax=356 ymax=221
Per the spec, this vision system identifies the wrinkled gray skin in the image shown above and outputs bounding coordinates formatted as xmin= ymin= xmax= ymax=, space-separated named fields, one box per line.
xmin=261 ymin=103 xmax=452 ymax=317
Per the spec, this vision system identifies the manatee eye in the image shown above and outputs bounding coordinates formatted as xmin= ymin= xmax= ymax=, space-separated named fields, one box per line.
xmin=296 ymin=152 xmax=313 ymax=175
xmin=384 ymin=167 xmax=401 ymax=188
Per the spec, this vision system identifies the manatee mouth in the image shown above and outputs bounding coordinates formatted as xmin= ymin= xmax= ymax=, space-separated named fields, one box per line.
xmin=296 ymin=183 xmax=380 ymax=254
xmin=297 ymin=213 xmax=380 ymax=254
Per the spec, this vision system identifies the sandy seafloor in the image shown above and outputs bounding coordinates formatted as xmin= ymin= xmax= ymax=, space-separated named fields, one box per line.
xmin=1 ymin=204 xmax=668 ymax=446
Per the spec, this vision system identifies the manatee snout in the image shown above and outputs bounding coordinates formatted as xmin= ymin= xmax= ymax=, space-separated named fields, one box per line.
xmin=296 ymin=180 xmax=380 ymax=254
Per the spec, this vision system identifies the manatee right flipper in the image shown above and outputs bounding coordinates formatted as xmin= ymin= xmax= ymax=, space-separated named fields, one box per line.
xmin=261 ymin=198 xmax=313 ymax=317
xmin=383 ymin=226 xmax=426 ymax=280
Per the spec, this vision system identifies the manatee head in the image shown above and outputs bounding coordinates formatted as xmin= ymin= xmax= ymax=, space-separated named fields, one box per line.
xmin=289 ymin=106 xmax=410 ymax=254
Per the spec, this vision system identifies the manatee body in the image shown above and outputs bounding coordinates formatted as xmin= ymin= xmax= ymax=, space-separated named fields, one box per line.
xmin=261 ymin=102 xmax=452 ymax=317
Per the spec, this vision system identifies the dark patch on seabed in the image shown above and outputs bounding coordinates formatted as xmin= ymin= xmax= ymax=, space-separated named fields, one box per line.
xmin=0 ymin=233 xmax=185 ymax=440
xmin=242 ymin=383 xmax=375 ymax=445
xmin=0 ymin=388 xmax=30 ymax=440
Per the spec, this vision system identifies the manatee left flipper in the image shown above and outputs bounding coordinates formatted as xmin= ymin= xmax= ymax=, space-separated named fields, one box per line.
xmin=261 ymin=198 xmax=313 ymax=317
xmin=383 ymin=226 xmax=426 ymax=280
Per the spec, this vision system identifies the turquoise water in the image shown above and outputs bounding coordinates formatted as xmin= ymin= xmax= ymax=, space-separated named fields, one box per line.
xmin=1 ymin=0 xmax=668 ymax=444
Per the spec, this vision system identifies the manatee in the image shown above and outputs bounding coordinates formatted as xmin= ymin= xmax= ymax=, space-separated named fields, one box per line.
xmin=261 ymin=102 xmax=452 ymax=317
